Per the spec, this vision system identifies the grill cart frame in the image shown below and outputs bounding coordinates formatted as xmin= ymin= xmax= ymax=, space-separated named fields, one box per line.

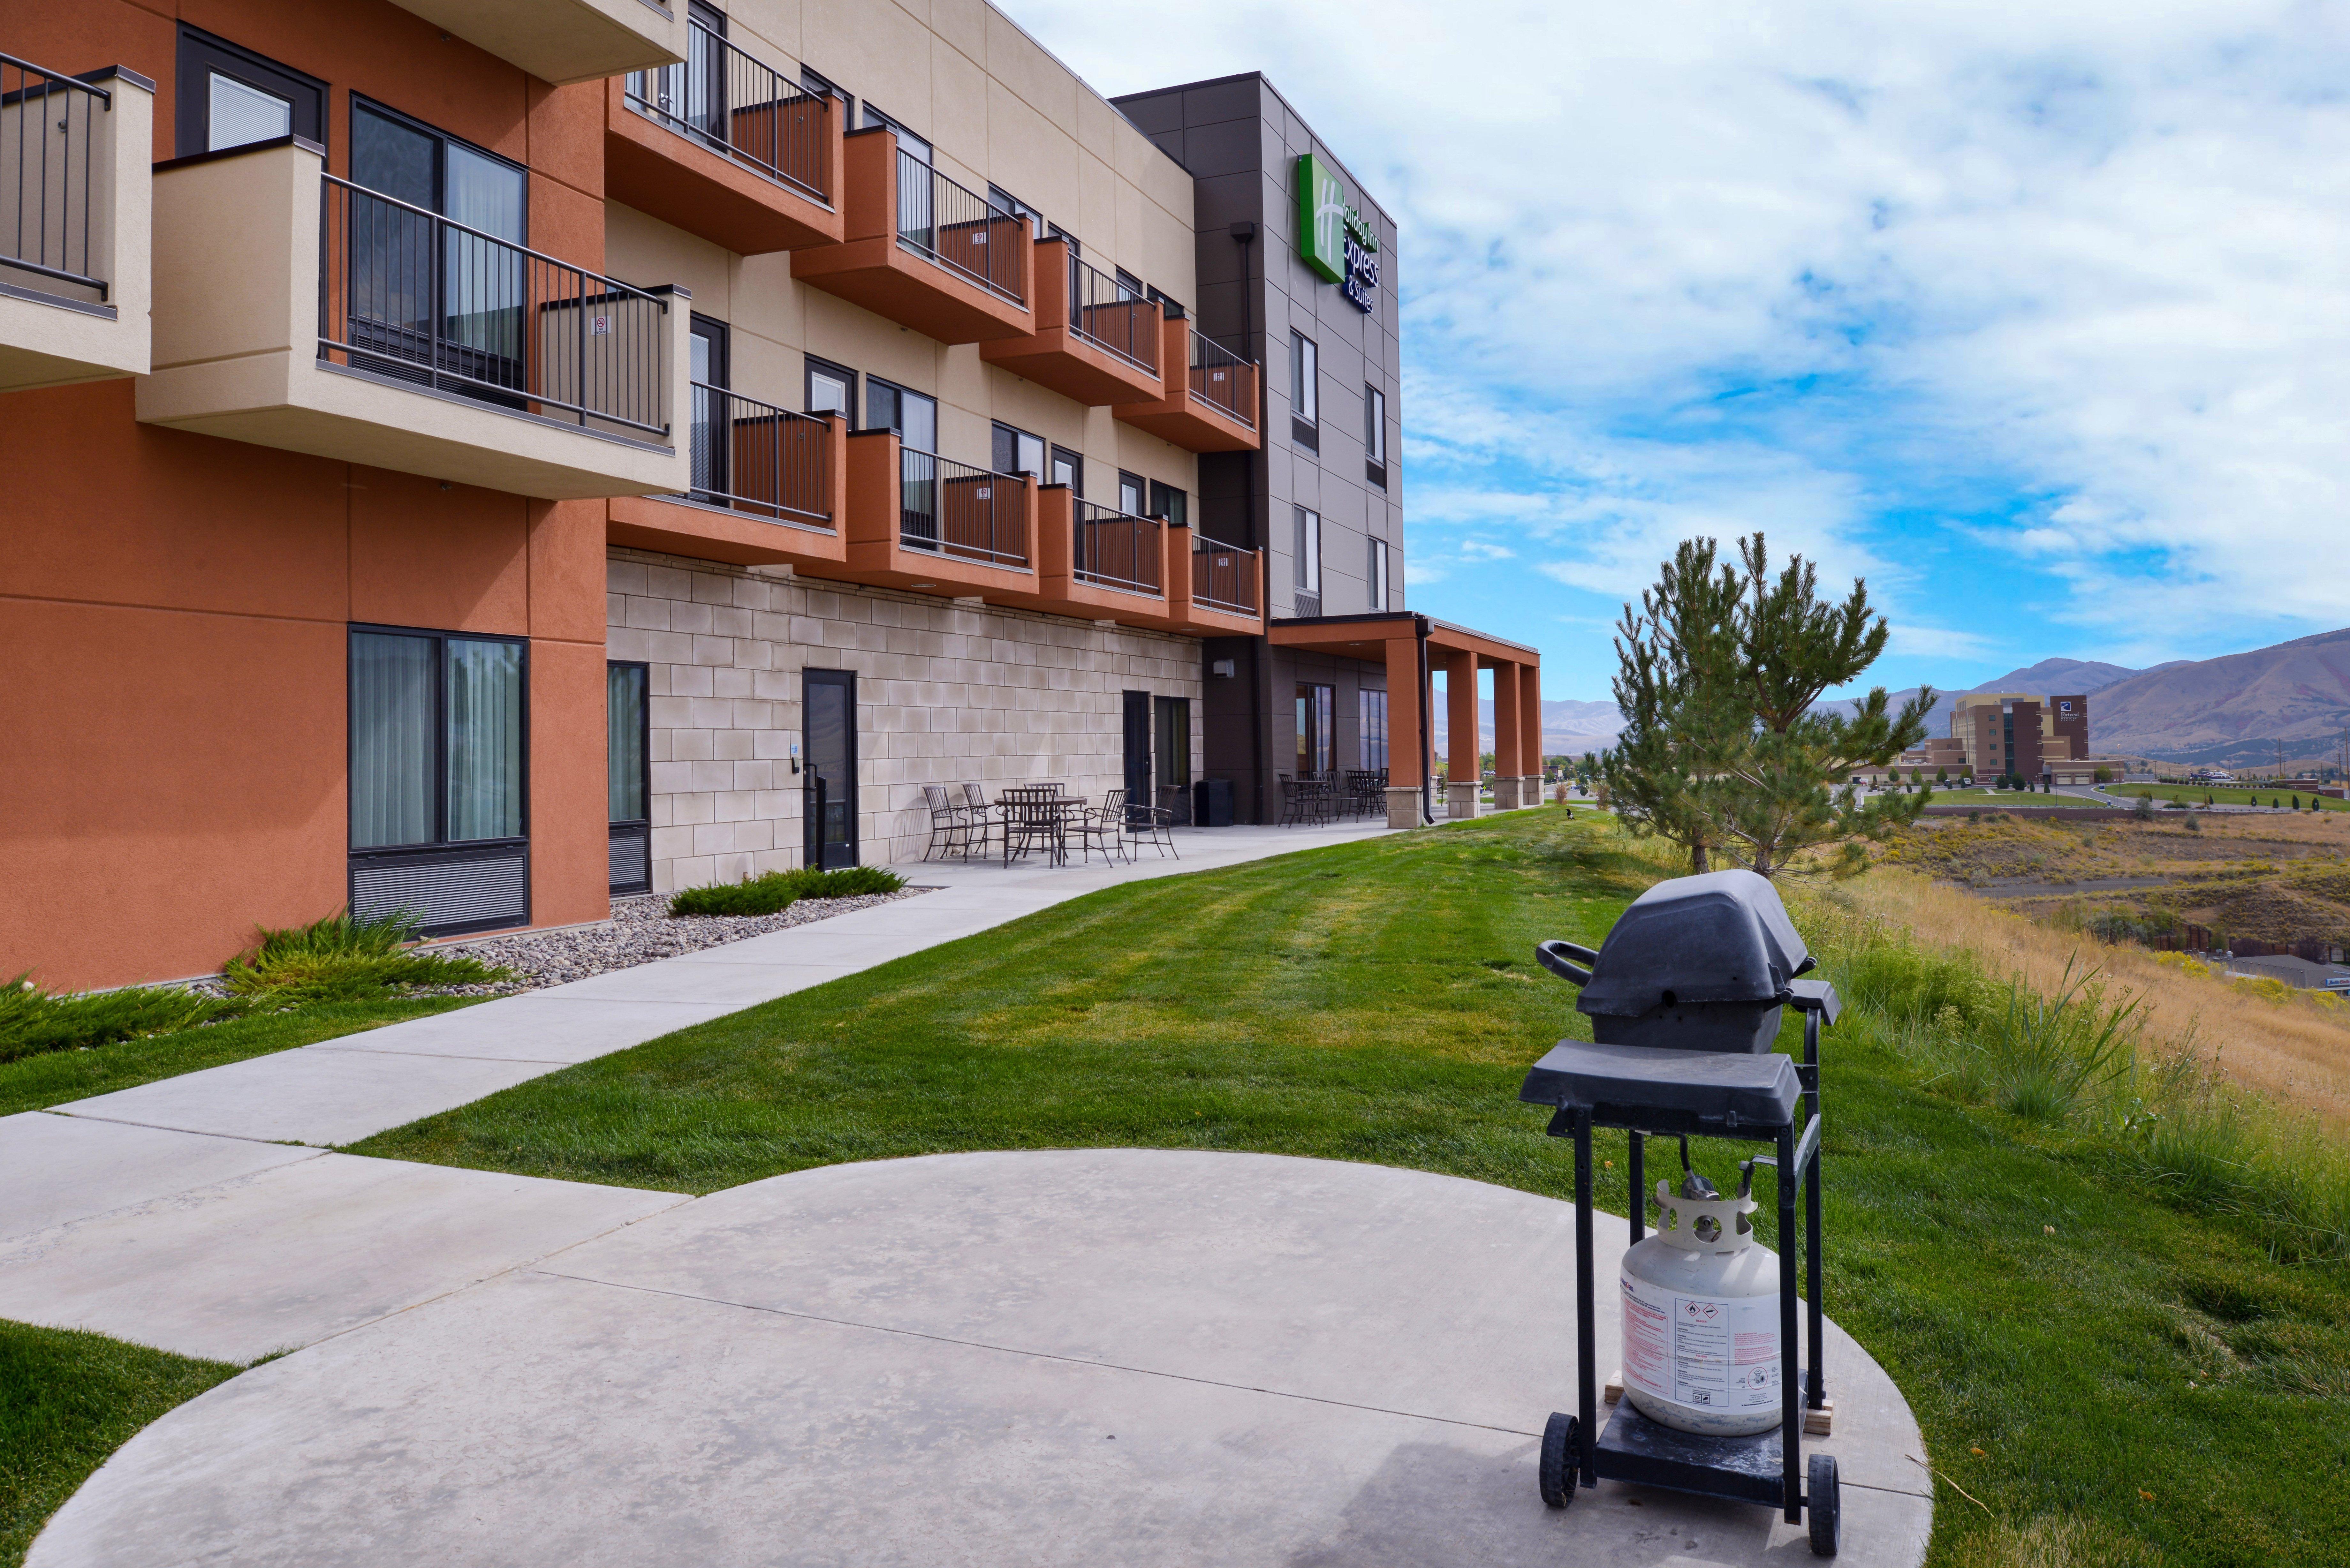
xmin=1522 ymin=948 xmax=1844 ymax=1553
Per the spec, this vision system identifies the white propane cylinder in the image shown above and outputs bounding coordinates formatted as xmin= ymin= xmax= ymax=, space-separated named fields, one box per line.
xmin=1620 ymin=1177 xmax=1784 ymax=1436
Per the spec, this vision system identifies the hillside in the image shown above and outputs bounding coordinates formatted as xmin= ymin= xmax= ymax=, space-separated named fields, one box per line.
xmin=2093 ymin=628 xmax=2350 ymax=763
xmin=1432 ymin=698 xmax=1625 ymax=756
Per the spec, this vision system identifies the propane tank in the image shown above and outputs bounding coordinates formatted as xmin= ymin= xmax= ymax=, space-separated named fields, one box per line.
xmin=1620 ymin=1162 xmax=1784 ymax=1436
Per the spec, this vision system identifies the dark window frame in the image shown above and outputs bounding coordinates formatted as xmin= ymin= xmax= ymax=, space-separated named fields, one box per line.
xmin=689 ymin=313 xmax=731 ymax=388
xmin=348 ymin=94 xmax=530 ymax=245
xmin=1365 ymin=383 xmax=1388 ymax=487
xmin=805 ymin=353 xmax=857 ymax=418
xmin=870 ymin=377 xmax=938 ymax=449
xmin=347 ymin=622 xmax=532 ymax=856
xmin=607 ymin=660 xmax=651 ymax=896
xmin=991 ymin=419 xmax=1045 ymax=479
xmin=1117 ymin=469 xmax=1148 ymax=518
xmin=1147 ymin=479 xmax=1187 ymax=529
xmin=175 ymin=24 xmax=327 ymax=158
xmin=1049 ymin=443 xmax=1084 ymax=495
xmin=862 ymin=102 xmax=929 ymax=162
xmin=1294 ymin=506 xmax=1322 ymax=595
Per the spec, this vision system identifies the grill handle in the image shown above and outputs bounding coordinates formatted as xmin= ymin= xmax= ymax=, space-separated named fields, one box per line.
xmin=1534 ymin=939 xmax=1598 ymax=987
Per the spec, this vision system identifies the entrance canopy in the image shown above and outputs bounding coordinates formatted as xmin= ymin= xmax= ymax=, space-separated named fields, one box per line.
xmin=1268 ymin=613 xmax=1542 ymax=795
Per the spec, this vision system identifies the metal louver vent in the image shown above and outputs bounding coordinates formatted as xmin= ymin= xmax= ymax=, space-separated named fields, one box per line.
xmin=351 ymin=845 xmax=529 ymax=935
xmin=609 ymin=825 xmax=651 ymax=895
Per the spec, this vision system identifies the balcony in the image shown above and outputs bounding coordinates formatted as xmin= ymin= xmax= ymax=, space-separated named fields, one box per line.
xmin=388 ymin=1 xmax=683 ymax=87
xmin=790 ymin=130 xmax=1032 ymax=344
xmin=1015 ymin=490 xmax=1168 ymax=626
xmin=0 ymin=55 xmax=151 ymax=392
xmin=608 ymin=386 xmax=846 ymax=569
xmin=979 ymin=238 xmax=1161 ymax=404
xmin=1111 ymin=316 xmax=1261 ymax=453
xmin=136 ymin=139 xmax=689 ymax=501
xmin=812 ymin=428 xmax=1038 ymax=596
xmin=607 ymin=22 xmax=840 ymax=255
xmin=1172 ymin=531 xmax=1264 ymax=635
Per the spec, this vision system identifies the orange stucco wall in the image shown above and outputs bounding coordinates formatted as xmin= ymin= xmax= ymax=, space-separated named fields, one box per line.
xmin=0 ymin=3 xmax=615 ymax=990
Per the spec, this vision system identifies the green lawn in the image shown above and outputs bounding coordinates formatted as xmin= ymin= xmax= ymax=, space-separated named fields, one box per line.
xmin=1 ymin=1321 xmax=241 ymax=1567
xmin=2107 ymin=783 xmax=2344 ymax=811
xmin=1910 ymin=788 xmax=2105 ymax=808
xmin=347 ymin=812 xmax=2350 ymax=1566
xmin=0 ymin=996 xmax=484 ymax=1117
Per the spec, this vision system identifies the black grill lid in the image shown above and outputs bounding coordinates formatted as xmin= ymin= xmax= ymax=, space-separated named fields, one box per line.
xmin=1576 ymin=869 xmax=1810 ymax=1018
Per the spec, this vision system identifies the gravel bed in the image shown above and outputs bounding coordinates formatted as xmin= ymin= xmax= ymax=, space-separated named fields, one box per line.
xmin=417 ymin=888 xmax=934 ymax=994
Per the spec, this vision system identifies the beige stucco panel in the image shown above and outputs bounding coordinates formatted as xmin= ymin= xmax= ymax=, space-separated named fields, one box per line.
xmin=982 ymin=8 xmax=1079 ymax=138
xmin=388 ymin=0 xmax=685 ymax=86
xmin=928 ymin=40 xmax=991 ymax=182
xmin=605 ymin=202 xmax=735 ymax=320
xmin=725 ymin=0 xmax=806 ymax=66
xmin=804 ymin=0 xmax=934 ymax=137
xmin=985 ymin=79 xmax=1078 ymax=234
xmin=929 ymin=0 xmax=988 ymax=64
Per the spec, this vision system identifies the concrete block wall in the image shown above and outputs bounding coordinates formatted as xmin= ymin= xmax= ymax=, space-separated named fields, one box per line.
xmin=607 ymin=548 xmax=1205 ymax=890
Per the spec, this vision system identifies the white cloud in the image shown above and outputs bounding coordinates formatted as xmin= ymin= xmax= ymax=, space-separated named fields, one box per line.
xmin=1006 ymin=0 xmax=2350 ymax=674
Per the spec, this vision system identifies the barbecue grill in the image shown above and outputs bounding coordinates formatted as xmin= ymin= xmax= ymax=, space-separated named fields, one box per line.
xmin=1519 ymin=869 xmax=1846 ymax=1555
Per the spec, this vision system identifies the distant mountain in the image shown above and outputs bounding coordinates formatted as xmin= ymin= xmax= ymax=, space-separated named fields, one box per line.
xmin=1815 ymin=658 xmax=2157 ymax=737
xmin=1431 ymin=698 xmax=1624 ymax=756
xmin=2093 ymin=629 xmax=2350 ymax=763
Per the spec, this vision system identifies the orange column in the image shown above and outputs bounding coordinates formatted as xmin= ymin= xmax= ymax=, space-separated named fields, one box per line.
xmin=1446 ymin=649 xmax=1480 ymax=796
xmin=1491 ymin=660 xmax=1520 ymax=800
xmin=1384 ymin=637 xmax=1423 ymax=788
xmin=1519 ymin=656 xmax=1543 ymax=778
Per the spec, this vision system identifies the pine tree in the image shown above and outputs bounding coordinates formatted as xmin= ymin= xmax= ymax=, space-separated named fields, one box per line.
xmin=1601 ymin=533 xmax=1935 ymax=878
xmin=1599 ymin=539 xmax=1746 ymax=873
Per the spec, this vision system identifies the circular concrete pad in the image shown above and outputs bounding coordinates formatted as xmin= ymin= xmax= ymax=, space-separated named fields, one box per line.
xmin=32 ymin=1151 xmax=1931 ymax=1566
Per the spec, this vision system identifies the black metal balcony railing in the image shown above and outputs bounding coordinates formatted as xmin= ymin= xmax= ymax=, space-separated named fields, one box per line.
xmin=901 ymin=448 xmax=1027 ymax=567
xmin=624 ymin=21 xmax=828 ymax=204
xmin=320 ymin=174 xmax=670 ymax=440
xmin=1068 ymin=254 xmax=1155 ymax=374
xmin=689 ymin=381 xmax=832 ymax=526
xmin=1 ymin=52 xmax=111 ymax=301
xmin=1189 ymin=330 xmax=1254 ymax=427
xmin=896 ymin=150 xmax=1025 ymax=305
xmin=1193 ymin=534 xmax=1258 ymax=615
xmin=1073 ymin=499 xmax=1162 ymax=595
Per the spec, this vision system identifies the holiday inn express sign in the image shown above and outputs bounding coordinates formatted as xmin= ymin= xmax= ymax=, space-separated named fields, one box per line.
xmin=1297 ymin=153 xmax=1379 ymax=314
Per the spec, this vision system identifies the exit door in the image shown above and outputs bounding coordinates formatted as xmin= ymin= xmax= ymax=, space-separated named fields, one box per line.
xmin=1122 ymin=690 xmax=1152 ymax=823
xmin=803 ymin=668 xmax=858 ymax=868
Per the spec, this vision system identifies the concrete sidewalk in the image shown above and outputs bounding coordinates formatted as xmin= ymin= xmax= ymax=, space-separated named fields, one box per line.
xmin=0 ymin=820 xmax=1388 ymax=1364
xmin=24 ymin=1151 xmax=1931 ymax=1568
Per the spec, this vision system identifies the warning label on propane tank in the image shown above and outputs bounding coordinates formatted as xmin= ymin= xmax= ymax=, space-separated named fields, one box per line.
xmin=1621 ymin=1275 xmax=1780 ymax=1411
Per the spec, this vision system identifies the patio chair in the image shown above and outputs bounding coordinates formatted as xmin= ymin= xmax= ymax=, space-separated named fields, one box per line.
xmin=1278 ymin=773 xmax=1310 ymax=827
xmin=921 ymin=785 xmax=970 ymax=861
xmin=960 ymin=781 xmax=999 ymax=859
xmin=1069 ymin=789 xmax=1132 ymax=866
xmin=1120 ymin=788 xmax=1179 ymax=860
xmin=999 ymin=785 xmax=1065 ymax=865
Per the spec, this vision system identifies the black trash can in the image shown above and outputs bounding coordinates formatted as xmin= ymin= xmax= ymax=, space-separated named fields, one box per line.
xmin=1193 ymin=777 xmax=1235 ymax=827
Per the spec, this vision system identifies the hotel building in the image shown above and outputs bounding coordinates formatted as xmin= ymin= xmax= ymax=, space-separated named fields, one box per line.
xmin=0 ymin=0 xmax=1538 ymax=990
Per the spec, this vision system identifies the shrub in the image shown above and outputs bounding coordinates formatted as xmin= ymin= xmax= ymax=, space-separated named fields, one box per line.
xmin=221 ymin=908 xmax=511 ymax=1003
xmin=2134 ymin=794 xmax=2155 ymax=820
xmin=1925 ymin=960 xmax=2144 ymax=1124
xmin=1837 ymin=941 xmax=1992 ymax=1029
xmin=669 ymin=864 xmax=908 ymax=917
xmin=0 ymin=975 xmax=239 ymax=1064
xmin=2184 ymin=813 xmax=2201 ymax=833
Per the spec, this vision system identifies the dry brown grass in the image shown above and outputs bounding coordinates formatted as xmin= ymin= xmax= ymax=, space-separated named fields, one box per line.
xmin=1816 ymin=865 xmax=2350 ymax=1131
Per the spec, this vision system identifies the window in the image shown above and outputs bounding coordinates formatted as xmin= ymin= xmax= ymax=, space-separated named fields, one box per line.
xmin=1365 ymin=385 xmax=1388 ymax=486
xmin=607 ymin=662 xmax=650 ymax=895
xmin=688 ymin=316 xmax=729 ymax=500
xmin=991 ymin=421 xmax=1045 ymax=479
xmin=1296 ymin=683 xmax=1334 ymax=775
xmin=989 ymin=184 xmax=1046 ymax=238
xmin=1359 ymin=689 xmax=1389 ymax=772
xmin=1118 ymin=470 xmax=1147 ymax=517
xmin=346 ymin=100 xmax=529 ymax=396
xmin=1290 ymin=331 xmax=1319 ymax=449
xmin=806 ymin=355 xmax=856 ymax=418
xmin=1148 ymin=480 xmax=1188 ymax=529
xmin=351 ymin=628 xmax=526 ymax=850
xmin=1367 ymin=538 xmax=1389 ymax=611
xmin=1155 ymin=696 xmax=1192 ymax=790
xmin=175 ymin=26 xmax=325 ymax=157
xmin=862 ymin=102 xmax=929 ymax=162
xmin=1294 ymin=507 xmax=1322 ymax=596
xmin=1050 ymin=444 xmax=1083 ymax=494
xmin=1115 ymin=267 xmax=1145 ymax=300
xmin=870 ymin=379 xmax=937 ymax=452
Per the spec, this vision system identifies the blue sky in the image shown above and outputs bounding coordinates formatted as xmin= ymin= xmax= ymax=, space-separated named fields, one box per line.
xmin=1017 ymin=0 xmax=2350 ymax=703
